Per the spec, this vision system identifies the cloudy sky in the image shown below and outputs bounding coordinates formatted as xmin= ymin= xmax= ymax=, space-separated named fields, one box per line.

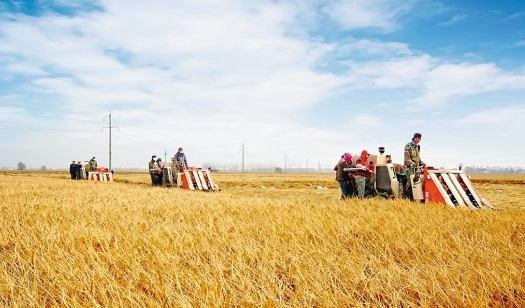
xmin=1 ymin=0 xmax=524 ymax=170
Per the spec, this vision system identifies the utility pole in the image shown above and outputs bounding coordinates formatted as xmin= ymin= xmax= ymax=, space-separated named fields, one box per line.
xmin=107 ymin=111 xmax=112 ymax=172
xmin=241 ymin=142 xmax=245 ymax=173
xmin=103 ymin=111 xmax=118 ymax=172
xmin=164 ymin=150 xmax=168 ymax=162
xmin=284 ymin=154 xmax=287 ymax=172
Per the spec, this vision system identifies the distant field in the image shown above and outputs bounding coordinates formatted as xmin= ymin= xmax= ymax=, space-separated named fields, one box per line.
xmin=1 ymin=171 xmax=524 ymax=307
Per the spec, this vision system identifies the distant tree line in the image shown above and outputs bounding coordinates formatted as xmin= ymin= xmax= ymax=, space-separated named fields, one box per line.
xmin=465 ymin=166 xmax=525 ymax=174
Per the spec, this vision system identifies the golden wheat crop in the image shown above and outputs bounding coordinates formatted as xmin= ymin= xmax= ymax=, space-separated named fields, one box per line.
xmin=1 ymin=171 xmax=524 ymax=307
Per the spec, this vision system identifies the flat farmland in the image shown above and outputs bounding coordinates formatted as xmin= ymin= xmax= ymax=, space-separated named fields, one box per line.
xmin=1 ymin=171 xmax=524 ymax=307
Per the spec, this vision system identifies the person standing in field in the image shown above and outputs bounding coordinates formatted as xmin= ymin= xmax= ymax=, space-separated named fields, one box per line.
xmin=75 ymin=161 xmax=82 ymax=180
xmin=81 ymin=161 xmax=89 ymax=180
xmin=152 ymin=157 xmax=164 ymax=186
xmin=354 ymin=158 xmax=368 ymax=198
xmin=69 ymin=160 xmax=76 ymax=180
xmin=170 ymin=157 xmax=180 ymax=184
xmin=404 ymin=132 xmax=426 ymax=172
xmin=174 ymin=147 xmax=188 ymax=172
xmin=89 ymin=156 xmax=97 ymax=172
xmin=335 ymin=153 xmax=352 ymax=200
xmin=404 ymin=133 xmax=426 ymax=198
xmin=154 ymin=157 xmax=163 ymax=169
xmin=148 ymin=155 xmax=157 ymax=186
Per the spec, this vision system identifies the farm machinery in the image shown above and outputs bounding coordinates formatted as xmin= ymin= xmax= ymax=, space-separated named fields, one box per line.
xmin=151 ymin=163 xmax=219 ymax=191
xmin=344 ymin=149 xmax=494 ymax=208
xmin=87 ymin=167 xmax=113 ymax=182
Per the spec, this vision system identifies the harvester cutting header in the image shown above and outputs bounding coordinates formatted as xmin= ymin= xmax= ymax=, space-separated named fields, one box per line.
xmin=149 ymin=147 xmax=219 ymax=192
xmin=337 ymin=133 xmax=494 ymax=209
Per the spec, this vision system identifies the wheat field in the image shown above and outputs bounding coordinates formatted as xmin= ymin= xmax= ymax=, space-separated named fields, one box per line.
xmin=1 ymin=171 xmax=524 ymax=307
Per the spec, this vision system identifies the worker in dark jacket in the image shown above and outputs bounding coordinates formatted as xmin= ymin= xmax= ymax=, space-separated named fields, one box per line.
xmin=148 ymin=155 xmax=157 ymax=186
xmin=335 ymin=153 xmax=352 ymax=200
xmin=171 ymin=157 xmax=181 ymax=184
xmin=174 ymin=147 xmax=188 ymax=171
xmin=75 ymin=161 xmax=82 ymax=180
xmin=69 ymin=160 xmax=76 ymax=180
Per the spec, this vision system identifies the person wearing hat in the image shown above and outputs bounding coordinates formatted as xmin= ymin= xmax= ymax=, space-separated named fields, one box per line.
xmin=174 ymin=147 xmax=188 ymax=172
xmin=89 ymin=156 xmax=97 ymax=173
xmin=404 ymin=133 xmax=426 ymax=197
xmin=354 ymin=150 xmax=375 ymax=198
xmin=151 ymin=157 xmax=164 ymax=186
xmin=404 ymin=133 xmax=425 ymax=170
xmin=148 ymin=155 xmax=157 ymax=186
xmin=75 ymin=161 xmax=82 ymax=180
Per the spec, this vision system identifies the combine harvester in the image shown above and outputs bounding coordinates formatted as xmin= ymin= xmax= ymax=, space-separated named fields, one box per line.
xmin=346 ymin=149 xmax=494 ymax=209
xmin=157 ymin=164 xmax=219 ymax=192
xmin=88 ymin=167 xmax=113 ymax=182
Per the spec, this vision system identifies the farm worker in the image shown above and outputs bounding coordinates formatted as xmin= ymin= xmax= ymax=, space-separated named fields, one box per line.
xmin=154 ymin=157 xmax=163 ymax=169
xmin=404 ymin=133 xmax=425 ymax=171
xmin=82 ymin=161 xmax=89 ymax=180
xmin=148 ymin=155 xmax=157 ymax=186
xmin=360 ymin=150 xmax=370 ymax=166
xmin=89 ymin=156 xmax=97 ymax=172
xmin=69 ymin=160 xmax=76 ymax=180
xmin=335 ymin=152 xmax=352 ymax=200
xmin=75 ymin=161 xmax=82 ymax=180
xmin=152 ymin=158 xmax=163 ymax=186
xmin=403 ymin=133 xmax=426 ymax=198
xmin=170 ymin=157 xmax=180 ymax=184
xmin=354 ymin=151 xmax=374 ymax=198
xmin=174 ymin=147 xmax=188 ymax=171
xmin=354 ymin=158 xmax=367 ymax=198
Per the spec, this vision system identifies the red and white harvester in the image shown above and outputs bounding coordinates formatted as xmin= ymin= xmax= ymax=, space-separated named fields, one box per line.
xmin=88 ymin=167 xmax=113 ymax=182
xmin=157 ymin=164 xmax=219 ymax=191
xmin=346 ymin=148 xmax=494 ymax=208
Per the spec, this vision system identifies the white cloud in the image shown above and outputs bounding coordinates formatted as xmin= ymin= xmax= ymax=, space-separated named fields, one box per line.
xmin=346 ymin=54 xmax=434 ymax=89
xmin=0 ymin=0 xmax=351 ymax=168
xmin=332 ymin=38 xmax=414 ymax=62
xmin=457 ymin=105 xmax=525 ymax=126
xmin=325 ymin=0 xmax=416 ymax=32
xmin=413 ymin=62 xmax=525 ymax=107
xmin=345 ymin=114 xmax=383 ymax=129
xmin=1 ymin=0 xmax=524 ymax=169
xmin=438 ymin=14 xmax=467 ymax=26
xmin=506 ymin=11 xmax=525 ymax=20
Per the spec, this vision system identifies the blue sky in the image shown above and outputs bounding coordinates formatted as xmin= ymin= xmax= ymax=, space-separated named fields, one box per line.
xmin=1 ymin=0 xmax=524 ymax=170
